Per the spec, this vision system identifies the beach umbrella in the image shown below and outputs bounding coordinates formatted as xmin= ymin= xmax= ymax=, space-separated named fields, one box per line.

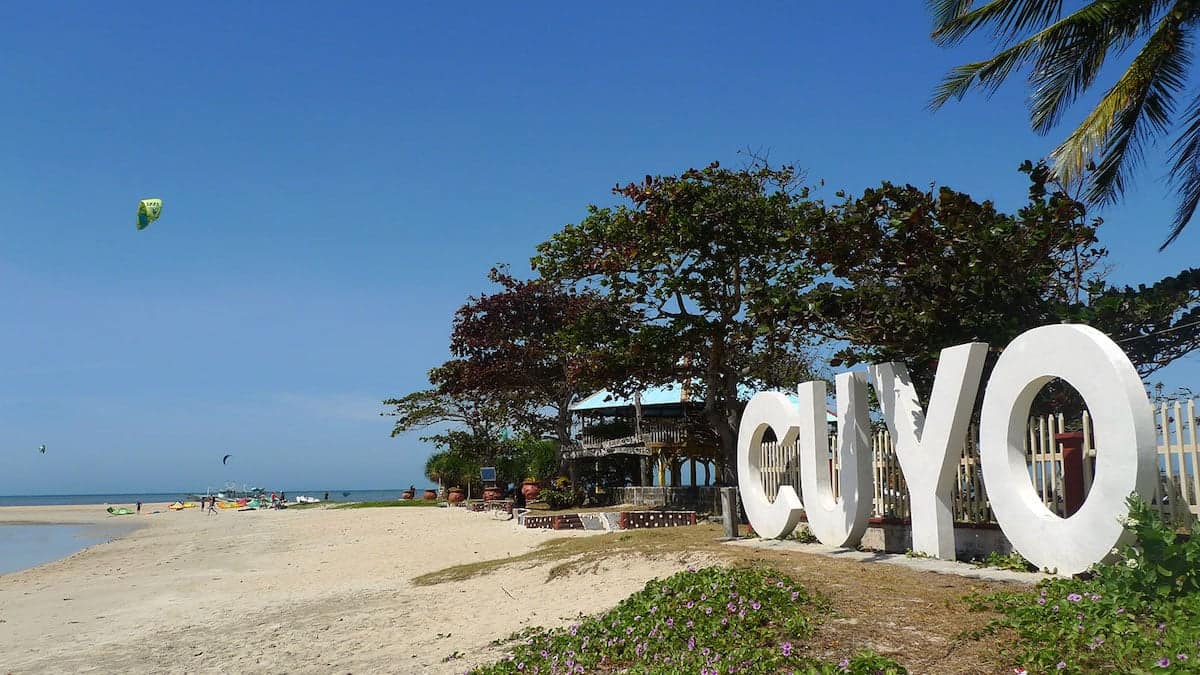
xmin=137 ymin=199 xmax=163 ymax=230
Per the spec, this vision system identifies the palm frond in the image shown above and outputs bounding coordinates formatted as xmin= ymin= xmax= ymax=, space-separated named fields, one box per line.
xmin=931 ymin=2 xmax=1155 ymax=111
xmin=1165 ymin=91 xmax=1200 ymax=247
xmin=1028 ymin=1 xmax=1166 ymax=133
xmin=928 ymin=0 xmax=977 ymax=31
xmin=1050 ymin=11 xmax=1191 ymax=202
xmin=932 ymin=0 xmax=1064 ymax=46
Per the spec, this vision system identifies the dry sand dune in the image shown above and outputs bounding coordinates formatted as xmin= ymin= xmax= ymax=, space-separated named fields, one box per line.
xmin=0 ymin=504 xmax=701 ymax=674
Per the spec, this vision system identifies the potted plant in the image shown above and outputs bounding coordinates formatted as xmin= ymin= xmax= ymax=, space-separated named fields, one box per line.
xmin=447 ymin=486 xmax=466 ymax=504
xmin=483 ymin=485 xmax=504 ymax=501
xmin=401 ymin=486 xmax=416 ymax=500
xmin=422 ymin=488 xmax=437 ymax=501
xmin=521 ymin=477 xmax=541 ymax=501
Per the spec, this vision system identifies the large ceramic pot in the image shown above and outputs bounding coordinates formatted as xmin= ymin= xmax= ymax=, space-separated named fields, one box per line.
xmin=483 ymin=487 xmax=503 ymax=502
xmin=447 ymin=488 xmax=465 ymax=504
xmin=422 ymin=489 xmax=437 ymax=501
xmin=521 ymin=480 xmax=541 ymax=501
xmin=401 ymin=489 xmax=415 ymax=500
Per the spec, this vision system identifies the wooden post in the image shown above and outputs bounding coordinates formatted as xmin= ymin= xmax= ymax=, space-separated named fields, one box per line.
xmin=719 ymin=487 xmax=739 ymax=539
xmin=1057 ymin=431 xmax=1086 ymax=517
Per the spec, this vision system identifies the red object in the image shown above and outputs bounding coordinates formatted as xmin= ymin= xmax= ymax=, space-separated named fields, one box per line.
xmin=447 ymin=489 xmax=465 ymax=504
xmin=1057 ymin=431 xmax=1087 ymax=517
xmin=521 ymin=481 xmax=541 ymax=501
xmin=401 ymin=490 xmax=415 ymax=500
xmin=422 ymin=489 xmax=437 ymax=500
xmin=483 ymin=487 xmax=503 ymax=501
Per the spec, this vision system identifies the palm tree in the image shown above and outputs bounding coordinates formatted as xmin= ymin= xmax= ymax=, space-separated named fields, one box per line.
xmin=929 ymin=0 xmax=1200 ymax=248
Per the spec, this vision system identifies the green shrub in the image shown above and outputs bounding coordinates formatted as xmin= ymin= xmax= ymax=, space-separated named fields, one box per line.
xmin=540 ymin=485 xmax=583 ymax=510
xmin=971 ymin=496 xmax=1200 ymax=673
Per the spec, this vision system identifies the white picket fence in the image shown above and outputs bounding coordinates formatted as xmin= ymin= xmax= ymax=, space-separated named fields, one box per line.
xmin=758 ymin=399 xmax=1200 ymax=526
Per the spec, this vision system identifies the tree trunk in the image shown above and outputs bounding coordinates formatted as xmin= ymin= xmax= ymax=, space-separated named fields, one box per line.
xmin=703 ymin=359 xmax=741 ymax=487
xmin=553 ymin=398 xmax=574 ymax=477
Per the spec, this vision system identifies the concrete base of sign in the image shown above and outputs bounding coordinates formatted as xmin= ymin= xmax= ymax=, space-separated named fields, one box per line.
xmin=727 ymin=537 xmax=1048 ymax=585
xmin=857 ymin=519 xmax=1016 ymax=561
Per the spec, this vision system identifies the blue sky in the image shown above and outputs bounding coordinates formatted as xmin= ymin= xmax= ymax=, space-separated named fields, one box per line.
xmin=1 ymin=2 xmax=1196 ymax=494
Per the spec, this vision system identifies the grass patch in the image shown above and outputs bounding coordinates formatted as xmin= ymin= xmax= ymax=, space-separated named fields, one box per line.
xmin=472 ymin=565 xmax=905 ymax=674
xmin=331 ymin=499 xmax=439 ymax=509
xmin=415 ymin=523 xmax=726 ymax=586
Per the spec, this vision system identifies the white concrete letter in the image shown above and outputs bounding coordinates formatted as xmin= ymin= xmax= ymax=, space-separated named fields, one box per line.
xmin=796 ymin=372 xmax=873 ymax=547
xmin=737 ymin=391 xmax=804 ymax=539
xmin=870 ymin=343 xmax=988 ymax=559
xmin=979 ymin=324 xmax=1157 ymax=576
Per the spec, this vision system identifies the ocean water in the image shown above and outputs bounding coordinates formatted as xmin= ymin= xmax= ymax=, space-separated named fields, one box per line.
xmin=0 ymin=489 xmax=416 ymax=575
xmin=0 ymin=523 xmax=137 ymax=576
xmin=0 ymin=488 xmax=416 ymax=507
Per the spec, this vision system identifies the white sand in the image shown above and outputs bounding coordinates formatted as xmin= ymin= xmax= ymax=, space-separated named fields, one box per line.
xmin=0 ymin=504 xmax=704 ymax=674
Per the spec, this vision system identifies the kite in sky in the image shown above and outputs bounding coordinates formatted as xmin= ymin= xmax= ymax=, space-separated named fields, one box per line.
xmin=137 ymin=199 xmax=163 ymax=230
xmin=222 ymin=454 xmax=232 ymax=465
xmin=39 ymin=444 xmax=46 ymax=454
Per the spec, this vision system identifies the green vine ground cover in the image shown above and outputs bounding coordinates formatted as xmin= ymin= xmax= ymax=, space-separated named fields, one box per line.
xmin=970 ymin=498 xmax=1200 ymax=673
xmin=471 ymin=565 xmax=905 ymax=674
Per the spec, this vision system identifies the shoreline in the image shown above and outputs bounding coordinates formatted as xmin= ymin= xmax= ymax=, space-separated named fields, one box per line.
xmin=0 ymin=503 xmax=701 ymax=673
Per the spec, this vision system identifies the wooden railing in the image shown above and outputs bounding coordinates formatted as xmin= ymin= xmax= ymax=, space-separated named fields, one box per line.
xmin=577 ymin=421 xmax=689 ymax=451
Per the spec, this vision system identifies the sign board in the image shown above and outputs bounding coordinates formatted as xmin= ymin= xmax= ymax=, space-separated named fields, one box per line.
xmin=736 ymin=324 xmax=1157 ymax=576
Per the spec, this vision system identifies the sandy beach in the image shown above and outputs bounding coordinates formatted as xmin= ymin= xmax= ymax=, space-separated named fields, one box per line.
xmin=0 ymin=504 xmax=702 ymax=674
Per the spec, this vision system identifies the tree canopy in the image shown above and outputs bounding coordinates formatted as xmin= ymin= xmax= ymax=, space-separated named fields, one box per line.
xmin=533 ymin=161 xmax=823 ymax=482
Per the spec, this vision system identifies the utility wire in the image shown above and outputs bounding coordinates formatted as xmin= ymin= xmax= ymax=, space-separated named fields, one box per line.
xmin=1115 ymin=318 xmax=1200 ymax=344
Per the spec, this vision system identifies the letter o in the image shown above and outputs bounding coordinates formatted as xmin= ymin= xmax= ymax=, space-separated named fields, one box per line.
xmin=979 ymin=324 xmax=1157 ymax=575
xmin=737 ymin=392 xmax=804 ymax=539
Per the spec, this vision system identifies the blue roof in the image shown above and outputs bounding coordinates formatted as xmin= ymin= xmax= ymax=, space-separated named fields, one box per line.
xmin=572 ymin=383 xmax=837 ymax=422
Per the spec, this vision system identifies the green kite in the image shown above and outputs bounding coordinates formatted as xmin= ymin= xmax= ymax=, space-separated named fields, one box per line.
xmin=137 ymin=199 xmax=163 ymax=230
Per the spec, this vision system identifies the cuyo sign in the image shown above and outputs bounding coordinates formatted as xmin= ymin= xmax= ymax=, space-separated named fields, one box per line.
xmin=736 ymin=324 xmax=1158 ymax=575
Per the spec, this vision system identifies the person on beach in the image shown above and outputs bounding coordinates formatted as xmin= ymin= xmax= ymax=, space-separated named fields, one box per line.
xmin=136 ymin=501 xmax=142 ymax=513
xmin=207 ymin=497 xmax=217 ymax=515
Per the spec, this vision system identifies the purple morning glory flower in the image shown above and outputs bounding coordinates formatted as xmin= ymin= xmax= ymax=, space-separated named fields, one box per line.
xmin=1067 ymin=593 xmax=1082 ymax=602
xmin=1056 ymin=662 xmax=1066 ymax=670
xmin=781 ymin=642 xmax=793 ymax=657
xmin=1159 ymin=657 xmax=1171 ymax=667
